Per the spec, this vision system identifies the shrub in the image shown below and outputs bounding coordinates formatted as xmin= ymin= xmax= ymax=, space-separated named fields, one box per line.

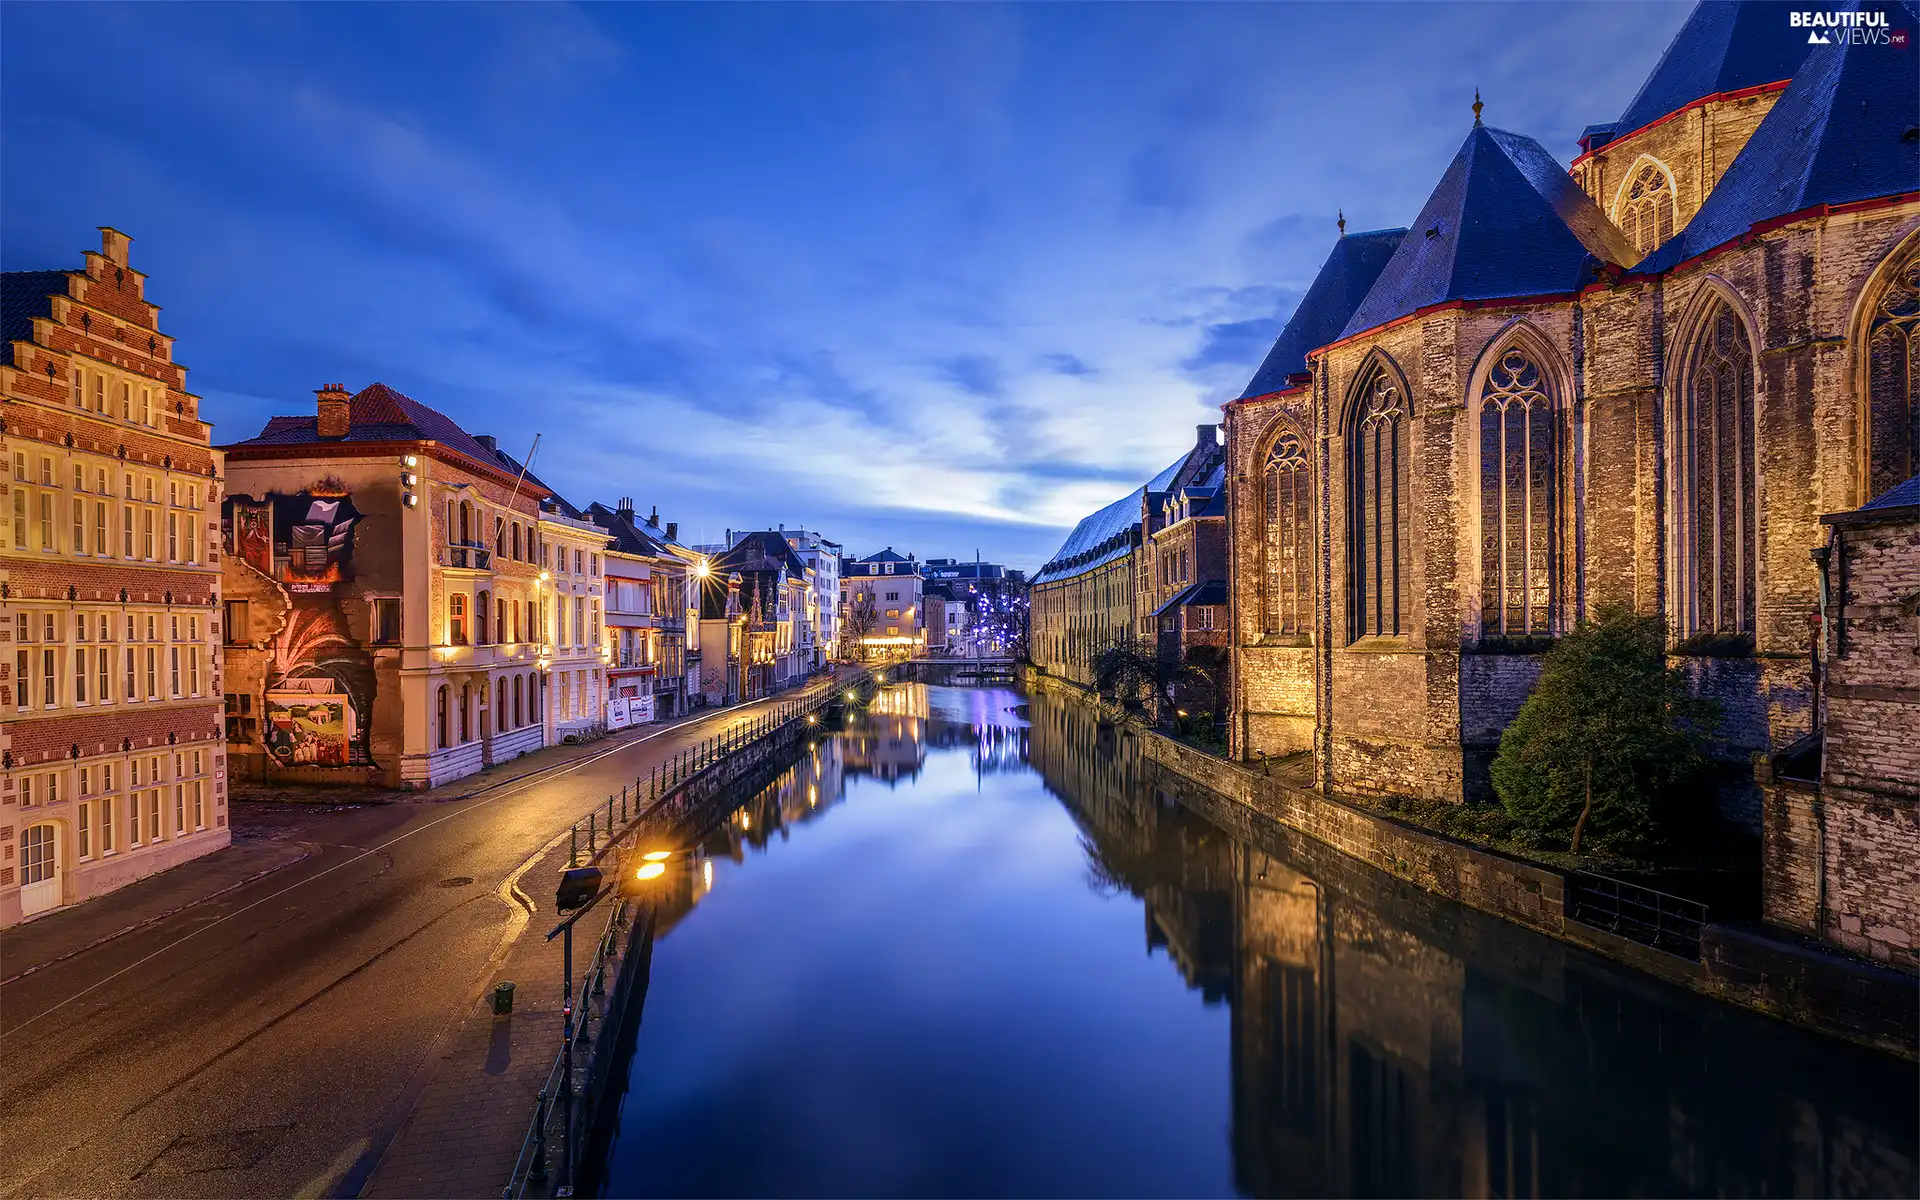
xmin=1490 ymin=604 xmax=1719 ymax=854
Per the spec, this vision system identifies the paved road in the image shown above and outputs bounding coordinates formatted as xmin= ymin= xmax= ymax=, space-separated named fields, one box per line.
xmin=0 ymin=687 xmax=833 ymax=1199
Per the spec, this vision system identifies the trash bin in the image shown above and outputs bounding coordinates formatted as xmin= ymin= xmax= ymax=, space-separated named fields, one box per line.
xmin=493 ymin=981 xmax=515 ymax=1015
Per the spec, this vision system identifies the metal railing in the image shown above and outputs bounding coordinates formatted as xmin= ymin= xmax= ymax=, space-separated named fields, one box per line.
xmin=506 ymin=671 xmax=876 ymax=1198
xmin=1565 ymin=873 xmax=1708 ymax=959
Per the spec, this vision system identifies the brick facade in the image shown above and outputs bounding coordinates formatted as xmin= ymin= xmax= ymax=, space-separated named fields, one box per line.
xmin=2 ymin=228 xmax=229 ymax=927
xmin=1223 ymin=83 xmax=1920 ymax=806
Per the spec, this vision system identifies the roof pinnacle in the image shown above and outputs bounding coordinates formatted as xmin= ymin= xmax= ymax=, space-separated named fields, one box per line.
xmin=1337 ymin=208 xmax=1346 ymax=236
xmin=1473 ymin=87 xmax=1483 ymax=126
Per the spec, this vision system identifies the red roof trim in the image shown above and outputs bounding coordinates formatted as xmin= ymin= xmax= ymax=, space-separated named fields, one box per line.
xmin=1606 ymin=191 xmax=1920 ymax=286
xmin=1225 ymin=382 xmax=1308 ymax=408
xmin=221 ymin=437 xmax=551 ymax=498
xmin=1570 ymin=79 xmax=1792 ymax=169
xmin=1312 ymin=291 xmax=1576 ymax=360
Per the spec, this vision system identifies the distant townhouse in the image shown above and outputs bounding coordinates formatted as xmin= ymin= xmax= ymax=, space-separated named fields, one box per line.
xmin=588 ymin=499 xmax=689 ymax=723
xmin=781 ymin=528 xmax=841 ymax=669
xmin=2 ymin=228 xmax=229 ymax=925
xmin=1137 ymin=428 xmax=1228 ymax=667
xmin=709 ymin=531 xmax=813 ymax=696
xmin=840 ymin=548 xmax=923 ymax=660
xmin=221 ymin=383 xmax=552 ymax=790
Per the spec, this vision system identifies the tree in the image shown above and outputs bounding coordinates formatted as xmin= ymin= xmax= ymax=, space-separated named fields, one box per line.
xmin=1092 ymin=638 xmax=1162 ymax=721
xmin=1491 ymin=604 xmax=1719 ymax=854
xmin=838 ymin=596 xmax=876 ymax=661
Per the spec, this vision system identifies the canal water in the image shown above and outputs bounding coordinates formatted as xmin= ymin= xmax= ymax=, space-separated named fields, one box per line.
xmin=598 ymin=683 xmax=1916 ymax=1198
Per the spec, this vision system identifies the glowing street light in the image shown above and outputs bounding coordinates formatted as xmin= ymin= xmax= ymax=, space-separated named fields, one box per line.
xmin=634 ymin=861 xmax=666 ymax=880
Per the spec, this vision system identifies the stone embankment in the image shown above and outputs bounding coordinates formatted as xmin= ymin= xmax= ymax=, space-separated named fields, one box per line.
xmin=1024 ymin=667 xmax=1917 ymax=1060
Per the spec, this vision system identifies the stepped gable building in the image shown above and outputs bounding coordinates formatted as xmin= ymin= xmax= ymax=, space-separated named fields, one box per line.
xmin=1222 ymin=0 xmax=1918 ymax=809
xmin=222 ymin=383 xmax=553 ymax=789
xmin=1 ymin=228 xmax=228 ymax=926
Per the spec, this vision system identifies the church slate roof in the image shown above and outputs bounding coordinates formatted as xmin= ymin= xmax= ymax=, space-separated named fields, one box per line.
xmin=1635 ymin=3 xmax=1920 ymax=274
xmin=1 ymin=270 xmax=70 ymax=367
xmin=1340 ymin=125 xmax=1641 ymax=339
xmin=1610 ymin=1 xmax=1811 ymax=142
xmin=1238 ymin=229 xmax=1405 ymax=399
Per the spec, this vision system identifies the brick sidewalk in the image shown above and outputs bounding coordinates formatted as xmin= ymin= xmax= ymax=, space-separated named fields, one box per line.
xmin=361 ymin=835 xmax=577 ymax=1199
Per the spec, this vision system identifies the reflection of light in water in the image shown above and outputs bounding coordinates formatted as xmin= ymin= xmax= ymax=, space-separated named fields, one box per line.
xmin=809 ymin=784 xmax=817 ymax=807
xmin=741 ymin=812 xmax=751 ymax=830
xmin=703 ymin=859 xmax=714 ymax=891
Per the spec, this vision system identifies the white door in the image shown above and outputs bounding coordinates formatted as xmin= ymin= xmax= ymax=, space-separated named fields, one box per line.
xmin=20 ymin=823 xmax=61 ymax=917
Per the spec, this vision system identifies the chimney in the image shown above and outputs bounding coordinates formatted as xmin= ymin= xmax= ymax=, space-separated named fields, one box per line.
xmin=316 ymin=384 xmax=352 ymax=439
xmin=100 ymin=227 xmax=132 ymax=268
xmin=648 ymin=505 xmax=658 ymax=524
xmin=617 ymin=496 xmax=634 ymax=518
xmin=1197 ymin=423 xmax=1219 ymax=450
xmin=474 ymin=434 xmax=498 ymax=452
xmin=666 ymin=521 xmax=678 ymax=541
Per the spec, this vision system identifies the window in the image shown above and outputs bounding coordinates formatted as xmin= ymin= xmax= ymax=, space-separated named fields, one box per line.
xmin=39 ymin=493 xmax=54 ymax=550
xmin=1349 ymin=364 xmax=1412 ymax=639
xmin=74 ymin=647 xmax=88 ymax=704
xmin=1479 ymin=346 xmax=1556 ymax=637
xmin=72 ymin=367 xmax=84 ymax=407
xmin=145 ymin=646 xmax=158 ymax=698
xmin=476 ymin=590 xmax=491 ymax=644
xmin=497 ymin=598 xmax=508 ymax=646
xmin=141 ymin=508 xmax=154 ymax=559
xmin=97 ymin=647 xmax=110 ymax=703
xmin=574 ymin=549 xmax=583 ymax=575
xmin=449 ymin=594 xmax=468 ymax=645
xmin=1193 ymin=607 xmax=1215 ymax=631
xmin=511 ymin=524 xmax=522 ymax=561
xmin=1616 ymin=161 xmax=1675 ymax=257
xmin=167 ymin=510 xmax=179 ymax=561
xmin=437 ymin=685 xmax=450 ymax=749
xmin=149 ymin=792 xmax=162 ymax=842
xmin=170 ymin=646 xmax=181 ymax=697
xmin=101 ymin=798 xmax=114 ymax=853
xmin=1679 ymin=302 xmax=1757 ymax=636
xmin=130 ymin=790 xmax=141 ymax=844
xmin=11 ymin=489 xmax=24 ymax=550
xmin=1263 ymin=428 xmax=1313 ymax=636
xmin=373 ymin=598 xmax=402 ymax=645
xmin=513 ymin=675 xmax=524 ymax=728
xmin=125 ymin=646 xmax=136 ymax=700
xmin=41 ymin=648 xmax=56 ymax=707
xmin=459 ymin=684 xmax=471 ymax=743
xmin=574 ymin=597 xmax=585 ymax=646
xmin=1864 ymin=241 xmax=1919 ymax=497
xmin=224 ymin=600 xmax=249 ymax=645
xmin=123 ymin=506 xmax=134 ymax=557
xmin=94 ymin=500 xmax=107 ymax=554
xmin=80 ymin=804 xmax=92 ymax=859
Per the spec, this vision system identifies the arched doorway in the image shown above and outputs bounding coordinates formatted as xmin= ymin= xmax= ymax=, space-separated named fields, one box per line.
xmin=20 ymin=823 xmax=61 ymax=917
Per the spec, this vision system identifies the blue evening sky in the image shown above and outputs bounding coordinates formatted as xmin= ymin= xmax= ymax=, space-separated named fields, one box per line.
xmin=1 ymin=1 xmax=1689 ymax=569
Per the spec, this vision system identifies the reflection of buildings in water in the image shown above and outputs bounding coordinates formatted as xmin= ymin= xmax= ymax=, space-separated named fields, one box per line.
xmin=650 ymin=739 xmax=852 ymax=936
xmin=1028 ymin=687 xmax=1918 ymax=1200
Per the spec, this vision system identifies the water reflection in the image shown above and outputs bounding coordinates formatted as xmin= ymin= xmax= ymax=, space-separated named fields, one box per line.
xmin=1025 ymin=687 xmax=1918 ymax=1199
xmin=601 ymin=684 xmax=1917 ymax=1199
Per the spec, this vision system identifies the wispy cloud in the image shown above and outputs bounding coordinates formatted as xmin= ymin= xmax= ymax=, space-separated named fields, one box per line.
xmin=1 ymin=0 xmax=1692 ymax=567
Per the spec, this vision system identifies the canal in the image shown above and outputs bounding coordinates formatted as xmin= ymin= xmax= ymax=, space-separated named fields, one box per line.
xmin=597 ymin=682 xmax=1917 ymax=1198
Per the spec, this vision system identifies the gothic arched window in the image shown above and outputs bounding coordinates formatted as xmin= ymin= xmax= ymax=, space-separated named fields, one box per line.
xmin=1617 ymin=161 xmax=1675 ymax=257
xmin=1866 ymin=243 xmax=1919 ymax=497
xmin=1348 ymin=365 xmax=1412 ymax=640
xmin=1478 ymin=347 xmax=1556 ymax=637
xmin=1263 ymin=428 xmax=1313 ymax=636
xmin=1682 ymin=302 xmax=1758 ymax=636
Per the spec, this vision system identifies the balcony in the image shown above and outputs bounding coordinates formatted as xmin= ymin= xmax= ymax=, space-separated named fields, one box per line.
xmin=445 ymin=541 xmax=493 ymax=572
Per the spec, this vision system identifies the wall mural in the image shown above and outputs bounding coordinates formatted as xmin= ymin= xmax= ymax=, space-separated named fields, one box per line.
xmin=224 ymin=479 xmax=379 ymax=769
